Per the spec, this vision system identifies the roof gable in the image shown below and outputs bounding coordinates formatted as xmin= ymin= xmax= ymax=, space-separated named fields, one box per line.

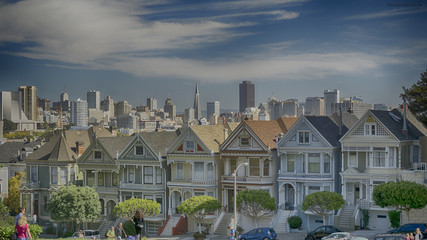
xmin=120 ymin=134 xmax=160 ymax=161
xmin=78 ymin=138 xmax=121 ymax=165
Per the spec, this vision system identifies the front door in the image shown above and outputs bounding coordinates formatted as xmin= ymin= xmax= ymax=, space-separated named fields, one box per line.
xmin=346 ymin=183 xmax=354 ymax=205
xmin=228 ymin=189 xmax=234 ymax=212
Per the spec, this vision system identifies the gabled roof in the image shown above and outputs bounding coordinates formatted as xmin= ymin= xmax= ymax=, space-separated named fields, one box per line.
xmin=97 ymin=136 xmax=132 ymax=158
xmin=140 ymin=131 xmax=179 ymax=156
xmin=277 ymin=117 xmax=299 ymax=133
xmin=190 ymin=123 xmax=238 ymax=152
xmin=245 ymin=119 xmax=297 ymax=149
xmin=370 ymin=109 xmax=425 ymax=140
xmin=0 ymin=140 xmax=41 ymax=163
xmin=305 ymin=116 xmax=348 ymax=146
xmin=330 ymin=112 xmax=359 ymax=130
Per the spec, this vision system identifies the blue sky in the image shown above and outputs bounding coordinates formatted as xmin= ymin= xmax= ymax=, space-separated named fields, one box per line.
xmin=0 ymin=0 xmax=426 ymax=112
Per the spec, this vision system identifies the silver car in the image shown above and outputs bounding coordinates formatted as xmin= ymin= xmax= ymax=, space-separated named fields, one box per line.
xmin=321 ymin=232 xmax=368 ymax=240
xmin=67 ymin=230 xmax=101 ymax=239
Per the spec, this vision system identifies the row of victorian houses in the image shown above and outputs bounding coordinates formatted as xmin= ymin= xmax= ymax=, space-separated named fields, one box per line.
xmin=3 ymin=107 xmax=427 ymax=236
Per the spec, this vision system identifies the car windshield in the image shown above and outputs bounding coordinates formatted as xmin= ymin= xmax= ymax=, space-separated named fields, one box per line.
xmin=269 ymin=228 xmax=276 ymax=233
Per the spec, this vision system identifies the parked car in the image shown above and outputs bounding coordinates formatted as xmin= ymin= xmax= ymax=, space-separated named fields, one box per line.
xmin=238 ymin=227 xmax=278 ymax=240
xmin=374 ymin=233 xmax=406 ymax=240
xmin=321 ymin=232 xmax=368 ymax=240
xmin=387 ymin=223 xmax=427 ymax=238
xmin=67 ymin=230 xmax=101 ymax=239
xmin=305 ymin=225 xmax=342 ymax=240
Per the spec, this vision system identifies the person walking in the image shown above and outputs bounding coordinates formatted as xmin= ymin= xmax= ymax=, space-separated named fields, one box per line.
xmin=414 ymin=228 xmax=423 ymax=240
xmin=16 ymin=216 xmax=32 ymax=240
xmin=227 ymin=226 xmax=236 ymax=240
xmin=133 ymin=209 xmax=144 ymax=240
xmin=115 ymin=222 xmax=127 ymax=240
xmin=78 ymin=230 xmax=84 ymax=239
xmin=106 ymin=226 xmax=115 ymax=240
xmin=14 ymin=207 xmax=25 ymax=225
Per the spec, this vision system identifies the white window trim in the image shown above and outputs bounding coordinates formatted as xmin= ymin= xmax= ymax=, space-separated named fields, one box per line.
xmin=135 ymin=146 xmax=144 ymax=156
xmin=364 ymin=123 xmax=376 ymax=136
xmin=240 ymin=137 xmax=250 ymax=147
xmin=348 ymin=151 xmax=358 ymax=168
xmin=297 ymin=131 xmax=310 ymax=144
xmin=184 ymin=141 xmax=195 ymax=153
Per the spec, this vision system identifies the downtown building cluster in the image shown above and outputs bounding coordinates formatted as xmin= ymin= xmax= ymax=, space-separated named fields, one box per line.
xmin=0 ymin=82 xmax=426 ymax=237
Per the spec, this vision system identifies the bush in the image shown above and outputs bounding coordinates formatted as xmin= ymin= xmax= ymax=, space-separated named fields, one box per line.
xmin=193 ymin=231 xmax=207 ymax=240
xmin=388 ymin=210 xmax=401 ymax=228
xmin=44 ymin=225 xmax=56 ymax=235
xmin=0 ymin=224 xmax=43 ymax=240
xmin=28 ymin=224 xmax=43 ymax=240
xmin=288 ymin=215 xmax=302 ymax=229
xmin=360 ymin=209 xmax=370 ymax=229
xmin=123 ymin=220 xmax=136 ymax=236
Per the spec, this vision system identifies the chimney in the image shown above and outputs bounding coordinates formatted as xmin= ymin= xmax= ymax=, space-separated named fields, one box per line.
xmin=76 ymin=141 xmax=84 ymax=156
xmin=402 ymin=97 xmax=408 ymax=137
xmin=223 ymin=128 xmax=229 ymax=141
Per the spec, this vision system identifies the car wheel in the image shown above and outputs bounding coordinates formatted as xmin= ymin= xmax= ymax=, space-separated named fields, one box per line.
xmin=305 ymin=236 xmax=314 ymax=240
xmin=263 ymin=238 xmax=269 ymax=240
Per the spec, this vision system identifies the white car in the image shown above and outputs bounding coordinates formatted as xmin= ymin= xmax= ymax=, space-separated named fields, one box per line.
xmin=321 ymin=232 xmax=368 ymax=240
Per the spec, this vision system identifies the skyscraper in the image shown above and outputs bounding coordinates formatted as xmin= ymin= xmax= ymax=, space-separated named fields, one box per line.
xmin=164 ymin=98 xmax=176 ymax=120
xmin=60 ymin=92 xmax=69 ymax=102
xmin=305 ymin=97 xmax=324 ymax=115
xmin=193 ymin=83 xmax=201 ymax=120
xmin=185 ymin=107 xmax=195 ymax=123
xmin=101 ymin=96 xmax=115 ymax=118
xmin=207 ymin=101 xmax=220 ymax=119
xmin=147 ymin=97 xmax=158 ymax=111
xmin=71 ymin=98 xmax=88 ymax=127
xmin=115 ymin=100 xmax=131 ymax=116
xmin=87 ymin=90 xmax=100 ymax=110
xmin=18 ymin=86 xmax=38 ymax=120
xmin=324 ymin=89 xmax=340 ymax=116
xmin=239 ymin=81 xmax=255 ymax=113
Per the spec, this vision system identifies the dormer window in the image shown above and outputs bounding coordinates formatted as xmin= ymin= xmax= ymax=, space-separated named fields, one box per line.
xmin=298 ymin=131 xmax=310 ymax=144
xmin=240 ymin=137 xmax=250 ymax=146
xmin=185 ymin=141 xmax=195 ymax=153
xmin=135 ymin=146 xmax=144 ymax=155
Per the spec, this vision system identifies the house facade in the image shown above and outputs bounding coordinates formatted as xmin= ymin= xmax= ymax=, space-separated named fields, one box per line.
xmin=220 ymin=118 xmax=297 ymax=230
xmin=166 ymin=124 xmax=238 ymax=233
xmin=340 ymin=108 xmax=426 ymax=230
xmin=276 ymin=114 xmax=357 ymax=232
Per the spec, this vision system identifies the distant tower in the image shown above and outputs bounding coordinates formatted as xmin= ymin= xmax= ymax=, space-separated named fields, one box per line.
xmin=194 ymin=83 xmax=201 ymax=120
xmin=164 ymin=98 xmax=176 ymax=120
xmin=87 ymin=90 xmax=100 ymax=110
xmin=71 ymin=98 xmax=88 ymax=127
xmin=239 ymin=81 xmax=255 ymax=113
xmin=147 ymin=97 xmax=158 ymax=111
xmin=18 ymin=86 xmax=38 ymax=120
xmin=101 ymin=96 xmax=115 ymax=117
xmin=60 ymin=92 xmax=69 ymax=102
xmin=207 ymin=101 xmax=220 ymax=119
xmin=324 ymin=89 xmax=340 ymax=115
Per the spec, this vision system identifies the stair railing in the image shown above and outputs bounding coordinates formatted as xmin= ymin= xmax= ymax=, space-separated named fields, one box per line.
xmin=213 ymin=209 xmax=225 ymax=234
xmin=158 ymin=215 xmax=170 ymax=236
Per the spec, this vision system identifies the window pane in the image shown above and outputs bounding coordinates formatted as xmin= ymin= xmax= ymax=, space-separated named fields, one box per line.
xmin=60 ymin=167 xmax=67 ymax=184
xmin=136 ymin=146 xmax=144 ymax=155
xmin=70 ymin=167 xmax=75 ymax=183
xmin=373 ymin=148 xmax=385 ymax=167
xmin=31 ymin=166 xmax=37 ymax=183
xmin=144 ymin=166 xmax=153 ymax=184
xmin=287 ymin=154 xmax=295 ymax=172
xmin=98 ymin=172 xmax=104 ymax=186
xmin=185 ymin=141 xmax=194 ymax=152
xmin=177 ymin=163 xmax=184 ymax=179
xmin=156 ymin=195 xmax=162 ymax=213
xmin=241 ymin=138 xmax=249 ymax=146
xmin=87 ymin=170 xmax=95 ymax=186
xmin=308 ymin=153 xmax=320 ymax=173
xmin=112 ymin=172 xmax=118 ymax=186
xmin=207 ymin=163 xmax=214 ymax=180
xmin=250 ymin=158 xmax=259 ymax=176
xmin=349 ymin=152 xmax=357 ymax=167
xmin=194 ymin=162 xmax=204 ymax=180
xmin=308 ymin=186 xmax=320 ymax=194
xmin=263 ymin=160 xmax=269 ymax=176
xmin=94 ymin=151 xmax=102 ymax=159
xmin=324 ymin=155 xmax=330 ymax=173
xmin=51 ymin=167 xmax=58 ymax=184
xmin=156 ymin=168 xmax=162 ymax=184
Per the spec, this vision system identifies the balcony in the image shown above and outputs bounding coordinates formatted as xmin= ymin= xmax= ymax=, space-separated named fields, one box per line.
xmin=167 ymin=178 xmax=217 ymax=187
xmin=21 ymin=182 xmax=40 ymax=189
xmin=221 ymin=175 xmax=273 ymax=184
xmin=95 ymin=186 xmax=119 ymax=194
xmin=278 ymin=172 xmax=333 ymax=180
xmin=119 ymin=182 xmax=165 ymax=191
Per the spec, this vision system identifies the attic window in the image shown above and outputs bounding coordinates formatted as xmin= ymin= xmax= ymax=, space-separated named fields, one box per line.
xmin=94 ymin=151 xmax=102 ymax=159
xmin=135 ymin=146 xmax=144 ymax=155
xmin=240 ymin=137 xmax=250 ymax=146
xmin=185 ymin=141 xmax=195 ymax=153
xmin=364 ymin=123 xmax=376 ymax=135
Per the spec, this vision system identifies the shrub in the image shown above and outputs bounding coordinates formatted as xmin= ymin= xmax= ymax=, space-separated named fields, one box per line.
xmin=388 ymin=210 xmax=401 ymax=228
xmin=360 ymin=209 xmax=370 ymax=229
xmin=288 ymin=215 xmax=302 ymax=229
xmin=193 ymin=231 xmax=207 ymax=240
xmin=123 ymin=220 xmax=136 ymax=236
xmin=28 ymin=224 xmax=43 ymax=240
xmin=0 ymin=224 xmax=14 ymax=240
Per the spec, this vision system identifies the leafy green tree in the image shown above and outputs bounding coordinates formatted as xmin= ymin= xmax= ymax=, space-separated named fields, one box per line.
xmin=2 ymin=119 xmax=17 ymax=134
xmin=402 ymin=68 xmax=427 ymax=125
xmin=302 ymin=191 xmax=345 ymax=224
xmin=4 ymin=171 xmax=25 ymax=214
xmin=48 ymin=185 xmax=101 ymax=231
xmin=177 ymin=195 xmax=221 ymax=233
xmin=373 ymin=181 xmax=427 ymax=222
xmin=114 ymin=198 xmax=160 ymax=220
xmin=236 ymin=190 xmax=276 ymax=228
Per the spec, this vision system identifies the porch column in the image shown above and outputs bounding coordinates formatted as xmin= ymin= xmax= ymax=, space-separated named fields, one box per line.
xmin=153 ymin=167 xmax=156 ymax=186
xmin=225 ymin=159 xmax=230 ymax=175
xmin=278 ymin=184 xmax=283 ymax=206
xmin=95 ymin=171 xmax=98 ymax=187
xmin=342 ymin=182 xmax=347 ymax=203
xmin=359 ymin=182 xmax=362 ymax=201
xmin=30 ymin=194 xmax=34 ymax=216
xmin=168 ymin=194 xmax=172 ymax=215
xmin=204 ymin=162 xmax=207 ymax=181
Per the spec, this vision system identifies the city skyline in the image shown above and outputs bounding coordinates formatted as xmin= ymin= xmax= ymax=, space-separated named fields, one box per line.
xmin=1 ymin=0 xmax=426 ymax=112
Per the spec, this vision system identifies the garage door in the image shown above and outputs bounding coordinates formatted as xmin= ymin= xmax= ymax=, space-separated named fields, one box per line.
xmin=370 ymin=211 xmax=390 ymax=230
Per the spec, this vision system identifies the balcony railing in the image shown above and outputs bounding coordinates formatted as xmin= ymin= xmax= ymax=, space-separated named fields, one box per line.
xmin=221 ymin=175 xmax=273 ymax=184
xmin=119 ymin=182 xmax=165 ymax=190
xmin=167 ymin=179 xmax=217 ymax=186
xmin=278 ymin=172 xmax=333 ymax=179
xmin=95 ymin=186 xmax=119 ymax=194
xmin=22 ymin=182 xmax=40 ymax=189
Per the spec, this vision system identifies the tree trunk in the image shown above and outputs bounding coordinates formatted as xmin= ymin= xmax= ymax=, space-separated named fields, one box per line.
xmin=323 ymin=215 xmax=327 ymax=226
xmin=406 ymin=210 xmax=410 ymax=224
xmin=198 ymin=222 xmax=202 ymax=234
xmin=255 ymin=217 xmax=258 ymax=228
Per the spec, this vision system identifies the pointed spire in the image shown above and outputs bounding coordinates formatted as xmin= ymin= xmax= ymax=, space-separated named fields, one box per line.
xmin=194 ymin=83 xmax=201 ymax=120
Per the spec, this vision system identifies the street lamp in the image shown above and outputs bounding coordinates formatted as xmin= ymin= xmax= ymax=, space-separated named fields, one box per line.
xmin=233 ymin=162 xmax=248 ymax=233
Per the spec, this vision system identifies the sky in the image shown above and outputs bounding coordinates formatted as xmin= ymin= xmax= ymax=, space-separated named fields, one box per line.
xmin=0 ymin=0 xmax=426 ymax=112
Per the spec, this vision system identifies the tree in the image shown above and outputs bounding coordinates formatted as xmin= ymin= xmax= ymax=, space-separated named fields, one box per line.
xmin=373 ymin=181 xmax=427 ymax=223
xmin=236 ymin=190 xmax=276 ymax=228
xmin=48 ymin=185 xmax=101 ymax=231
xmin=402 ymin=68 xmax=427 ymax=125
xmin=177 ymin=195 xmax=221 ymax=233
xmin=2 ymin=119 xmax=17 ymax=134
xmin=302 ymin=191 xmax=345 ymax=224
xmin=113 ymin=198 xmax=160 ymax=220
xmin=4 ymin=171 xmax=25 ymax=214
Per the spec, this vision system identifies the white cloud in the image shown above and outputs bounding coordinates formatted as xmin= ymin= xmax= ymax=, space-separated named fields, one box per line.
xmin=345 ymin=8 xmax=427 ymax=20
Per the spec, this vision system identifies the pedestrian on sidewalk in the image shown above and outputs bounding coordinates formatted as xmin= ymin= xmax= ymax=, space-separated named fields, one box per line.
xmin=116 ymin=222 xmax=127 ymax=240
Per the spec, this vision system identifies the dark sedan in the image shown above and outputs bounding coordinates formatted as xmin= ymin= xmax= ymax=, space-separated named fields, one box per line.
xmin=305 ymin=225 xmax=342 ymax=240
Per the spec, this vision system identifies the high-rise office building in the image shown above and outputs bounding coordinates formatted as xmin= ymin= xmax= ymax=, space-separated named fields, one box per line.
xmin=283 ymin=99 xmax=298 ymax=117
xmin=87 ymin=90 xmax=100 ymax=110
xmin=193 ymin=83 xmax=201 ymax=120
xmin=164 ymin=98 xmax=176 ymax=120
xmin=60 ymin=92 xmax=69 ymax=102
xmin=115 ymin=101 xmax=131 ymax=116
xmin=239 ymin=81 xmax=255 ymax=113
xmin=305 ymin=97 xmax=324 ymax=115
xmin=18 ymin=86 xmax=38 ymax=120
xmin=207 ymin=101 xmax=220 ymax=119
xmin=38 ymin=98 xmax=51 ymax=111
xmin=102 ymin=96 xmax=115 ymax=118
xmin=71 ymin=98 xmax=88 ymax=127
xmin=147 ymin=98 xmax=158 ymax=111
xmin=185 ymin=108 xmax=195 ymax=123
xmin=324 ymin=89 xmax=340 ymax=116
